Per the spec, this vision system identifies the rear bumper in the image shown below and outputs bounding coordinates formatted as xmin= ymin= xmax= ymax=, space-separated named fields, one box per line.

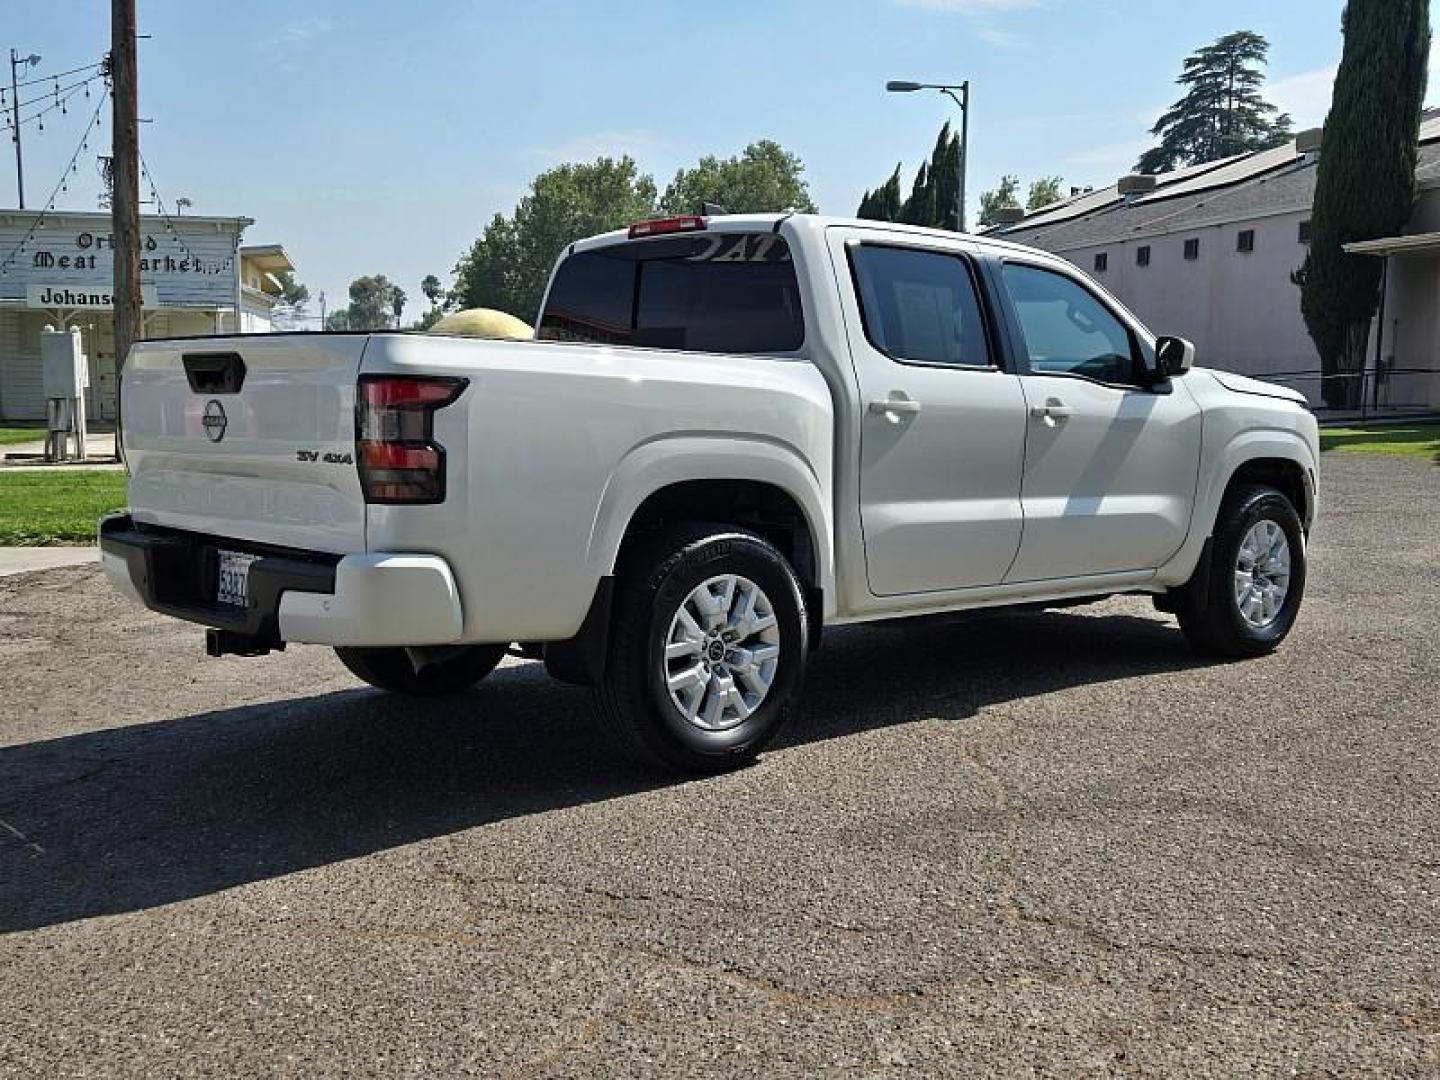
xmin=99 ymin=513 xmax=464 ymax=648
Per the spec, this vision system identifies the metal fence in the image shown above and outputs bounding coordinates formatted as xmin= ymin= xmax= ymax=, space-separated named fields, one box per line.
xmin=1251 ymin=366 xmax=1438 ymax=423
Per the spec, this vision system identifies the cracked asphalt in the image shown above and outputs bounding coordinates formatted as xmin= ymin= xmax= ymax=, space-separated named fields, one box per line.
xmin=1 ymin=452 xmax=1437 ymax=1077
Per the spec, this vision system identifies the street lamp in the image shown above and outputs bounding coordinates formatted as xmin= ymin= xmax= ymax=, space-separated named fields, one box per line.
xmin=887 ymin=79 xmax=970 ymax=233
xmin=9 ymin=50 xmax=42 ymax=209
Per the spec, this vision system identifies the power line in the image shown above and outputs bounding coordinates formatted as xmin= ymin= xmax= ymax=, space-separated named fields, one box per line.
xmin=2 ymin=76 xmax=104 ymax=132
xmin=9 ymin=59 xmax=105 ymax=91
xmin=9 ymin=71 xmax=106 ymax=113
xmin=0 ymin=86 xmax=110 ymax=277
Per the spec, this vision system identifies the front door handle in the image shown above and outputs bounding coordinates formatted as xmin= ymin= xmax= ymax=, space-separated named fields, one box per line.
xmin=1030 ymin=400 xmax=1075 ymax=424
xmin=869 ymin=395 xmax=922 ymax=419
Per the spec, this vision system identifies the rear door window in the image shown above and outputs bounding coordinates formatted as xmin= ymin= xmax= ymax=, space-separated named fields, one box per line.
xmin=848 ymin=244 xmax=993 ymax=368
xmin=539 ymin=233 xmax=804 ymax=354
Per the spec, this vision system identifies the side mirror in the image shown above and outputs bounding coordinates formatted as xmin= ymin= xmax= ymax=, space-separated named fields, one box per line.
xmin=1155 ymin=335 xmax=1195 ymax=378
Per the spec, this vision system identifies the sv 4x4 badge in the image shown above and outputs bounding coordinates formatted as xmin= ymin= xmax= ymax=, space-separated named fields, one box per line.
xmin=295 ymin=449 xmax=354 ymax=464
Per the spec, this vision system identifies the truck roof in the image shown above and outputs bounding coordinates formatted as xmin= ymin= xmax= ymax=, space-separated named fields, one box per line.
xmin=568 ymin=213 xmax=1053 ymax=262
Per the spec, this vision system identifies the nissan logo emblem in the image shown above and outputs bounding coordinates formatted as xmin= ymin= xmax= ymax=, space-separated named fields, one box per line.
xmin=202 ymin=399 xmax=228 ymax=443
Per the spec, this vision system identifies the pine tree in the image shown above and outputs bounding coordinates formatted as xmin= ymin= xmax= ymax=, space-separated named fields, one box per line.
xmin=1296 ymin=0 xmax=1430 ymax=408
xmin=1138 ymin=31 xmax=1293 ymax=174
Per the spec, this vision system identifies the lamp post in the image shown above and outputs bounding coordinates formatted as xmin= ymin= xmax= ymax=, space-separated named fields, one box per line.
xmin=886 ymin=79 xmax=969 ymax=233
xmin=9 ymin=50 xmax=42 ymax=209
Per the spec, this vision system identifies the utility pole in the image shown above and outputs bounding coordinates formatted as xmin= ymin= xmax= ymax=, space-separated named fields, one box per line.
xmin=318 ymin=290 xmax=326 ymax=330
xmin=111 ymin=0 xmax=141 ymax=459
xmin=9 ymin=49 xmax=41 ymax=209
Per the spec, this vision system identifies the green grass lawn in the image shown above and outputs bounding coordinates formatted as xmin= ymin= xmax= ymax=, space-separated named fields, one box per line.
xmin=1319 ymin=423 xmax=1440 ymax=461
xmin=0 ymin=471 xmax=127 ymax=546
xmin=0 ymin=426 xmax=45 ymax=447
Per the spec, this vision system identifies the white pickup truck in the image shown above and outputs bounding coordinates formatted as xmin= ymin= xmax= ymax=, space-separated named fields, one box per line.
xmin=102 ymin=213 xmax=1318 ymax=773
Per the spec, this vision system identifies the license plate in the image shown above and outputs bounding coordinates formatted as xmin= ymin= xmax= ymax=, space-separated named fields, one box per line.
xmin=217 ymin=550 xmax=259 ymax=608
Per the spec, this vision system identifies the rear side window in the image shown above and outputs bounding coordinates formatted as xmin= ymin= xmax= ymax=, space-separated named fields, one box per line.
xmin=848 ymin=245 xmax=991 ymax=367
xmin=538 ymin=233 xmax=804 ymax=354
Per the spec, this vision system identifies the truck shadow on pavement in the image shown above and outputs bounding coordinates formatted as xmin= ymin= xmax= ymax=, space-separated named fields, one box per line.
xmin=0 ymin=608 xmax=1208 ymax=932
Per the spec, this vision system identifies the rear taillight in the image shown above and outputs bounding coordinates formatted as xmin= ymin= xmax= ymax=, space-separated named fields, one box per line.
xmin=356 ymin=375 xmax=467 ymax=504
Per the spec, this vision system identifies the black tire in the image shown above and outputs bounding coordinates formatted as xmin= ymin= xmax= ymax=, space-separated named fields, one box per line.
xmin=1175 ymin=484 xmax=1307 ymax=657
xmin=334 ymin=643 xmax=508 ymax=697
xmin=595 ymin=525 xmax=809 ymax=774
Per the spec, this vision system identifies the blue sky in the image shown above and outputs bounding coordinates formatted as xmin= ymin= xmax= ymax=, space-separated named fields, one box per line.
xmin=7 ymin=0 xmax=1438 ymax=320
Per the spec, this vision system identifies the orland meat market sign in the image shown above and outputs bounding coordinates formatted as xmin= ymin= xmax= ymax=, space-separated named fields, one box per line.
xmin=0 ymin=214 xmax=245 ymax=310
xmin=28 ymin=230 xmax=233 ymax=276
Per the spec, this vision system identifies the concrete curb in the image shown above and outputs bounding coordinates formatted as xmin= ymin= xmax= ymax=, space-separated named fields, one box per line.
xmin=0 ymin=547 xmax=98 ymax=577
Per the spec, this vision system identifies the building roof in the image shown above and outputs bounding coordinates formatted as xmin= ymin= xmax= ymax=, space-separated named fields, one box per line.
xmin=998 ymin=112 xmax=1440 ymax=253
xmin=0 ymin=207 xmax=253 ymax=230
xmin=1344 ymin=231 xmax=1440 ymax=257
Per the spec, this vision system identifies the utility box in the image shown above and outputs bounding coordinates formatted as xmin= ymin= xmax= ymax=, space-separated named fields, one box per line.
xmin=41 ymin=325 xmax=89 ymax=399
xmin=40 ymin=325 xmax=90 ymax=462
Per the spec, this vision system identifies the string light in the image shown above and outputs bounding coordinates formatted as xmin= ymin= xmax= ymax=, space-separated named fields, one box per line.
xmin=140 ymin=153 xmax=233 ymax=275
xmin=0 ymin=87 xmax=110 ymax=277
xmin=3 ymin=73 xmax=106 ymax=132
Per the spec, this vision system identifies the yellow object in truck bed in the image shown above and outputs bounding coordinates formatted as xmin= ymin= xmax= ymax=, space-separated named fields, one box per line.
xmin=426 ymin=308 xmax=533 ymax=340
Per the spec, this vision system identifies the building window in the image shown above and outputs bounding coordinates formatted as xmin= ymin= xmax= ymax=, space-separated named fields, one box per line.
xmin=1183 ymin=238 xmax=1200 ymax=260
xmin=1298 ymin=219 xmax=1313 ymax=244
xmin=1237 ymin=229 xmax=1255 ymax=253
xmin=1093 ymin=252 xmax=1108 ymax=273
xmin=1136 ymin=245 xmax=1151 ymax=267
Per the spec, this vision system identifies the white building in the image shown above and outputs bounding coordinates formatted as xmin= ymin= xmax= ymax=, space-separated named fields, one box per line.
xmin=997 ymin=114 xmax=1440 ymax=412
xmin=0 ymin=209 xmax=295 ymax=421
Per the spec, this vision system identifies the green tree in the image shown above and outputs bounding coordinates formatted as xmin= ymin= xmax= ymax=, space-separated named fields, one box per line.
xmin=411 ymin=307 xmax=445 ymax=331
xmin=659 ymin=140 xmax=817 ymax=215
xmin=978 ymin=175 xmax=1022 ymax=227
xmin=390 ymin=286 xmax=407 ymax=329
xmin=269 ymin=271 xmax=311 ymax=329
xmin=452 ymin=156 xmax=657 ymax=320
xmin=1027 ymin=176 xmax=1064 ymax=212
xmin=1138 ymin=31 xmax=1293 ymax=174
xmin=1296 ymin=1 xmax=1430 ymax=408
xmin=343 ymin=274 xmax=400 ymax=330
xmin=858 ymin=165 xmax=904 ymax=221
xmin=421 ymin=273 xmax=444 ymax=310
xmin=324 ymin=309 xmax=351 ymax=332
xmin=855 ymin=123 xmax=960 ymax=230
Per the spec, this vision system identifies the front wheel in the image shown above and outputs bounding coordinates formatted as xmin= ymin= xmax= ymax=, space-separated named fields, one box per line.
xmin=335 ymin=643 xmax=509 ymax=696
xmin=595 ymin=526 xmax=809 ymax=774
xmin=1175 ymin=484 xmax=1307 ymax=657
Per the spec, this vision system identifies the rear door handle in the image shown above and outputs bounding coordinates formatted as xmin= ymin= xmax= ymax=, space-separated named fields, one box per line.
xmin=869 ymin=395 xmax=922 ymax=418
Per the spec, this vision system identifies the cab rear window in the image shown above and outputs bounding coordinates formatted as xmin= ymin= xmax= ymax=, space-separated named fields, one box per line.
xmin=538 ymin=233 xmax=804 ymax=354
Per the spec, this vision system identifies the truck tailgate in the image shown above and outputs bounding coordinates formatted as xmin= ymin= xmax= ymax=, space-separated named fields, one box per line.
xmin=121 ymin=334 xmax=369 ymax=553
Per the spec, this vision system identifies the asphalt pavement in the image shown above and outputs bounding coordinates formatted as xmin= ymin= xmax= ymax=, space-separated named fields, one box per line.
xmin=0 ymin=453 xmax=1436 ymax=1077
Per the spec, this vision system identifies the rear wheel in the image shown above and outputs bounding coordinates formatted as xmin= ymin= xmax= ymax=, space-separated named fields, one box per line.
xmin=595 ymin=526 xmax=809 ymax=774
xmin=335 ymin=643 xmax=508 ymax=696
xmin=1175 ymin=484 xmax=1306 ymax=657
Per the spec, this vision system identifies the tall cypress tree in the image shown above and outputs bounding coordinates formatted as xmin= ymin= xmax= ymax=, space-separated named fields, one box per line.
xmin=857 ymin=165 xmax=904 ymax=221
xmin=901 ymin=162 xmax=934 ymax=226
xmin=854 ymin=123 xmax=960 ymax=229
xmin=1296 ymin=0 xmax=1430 ymax=408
